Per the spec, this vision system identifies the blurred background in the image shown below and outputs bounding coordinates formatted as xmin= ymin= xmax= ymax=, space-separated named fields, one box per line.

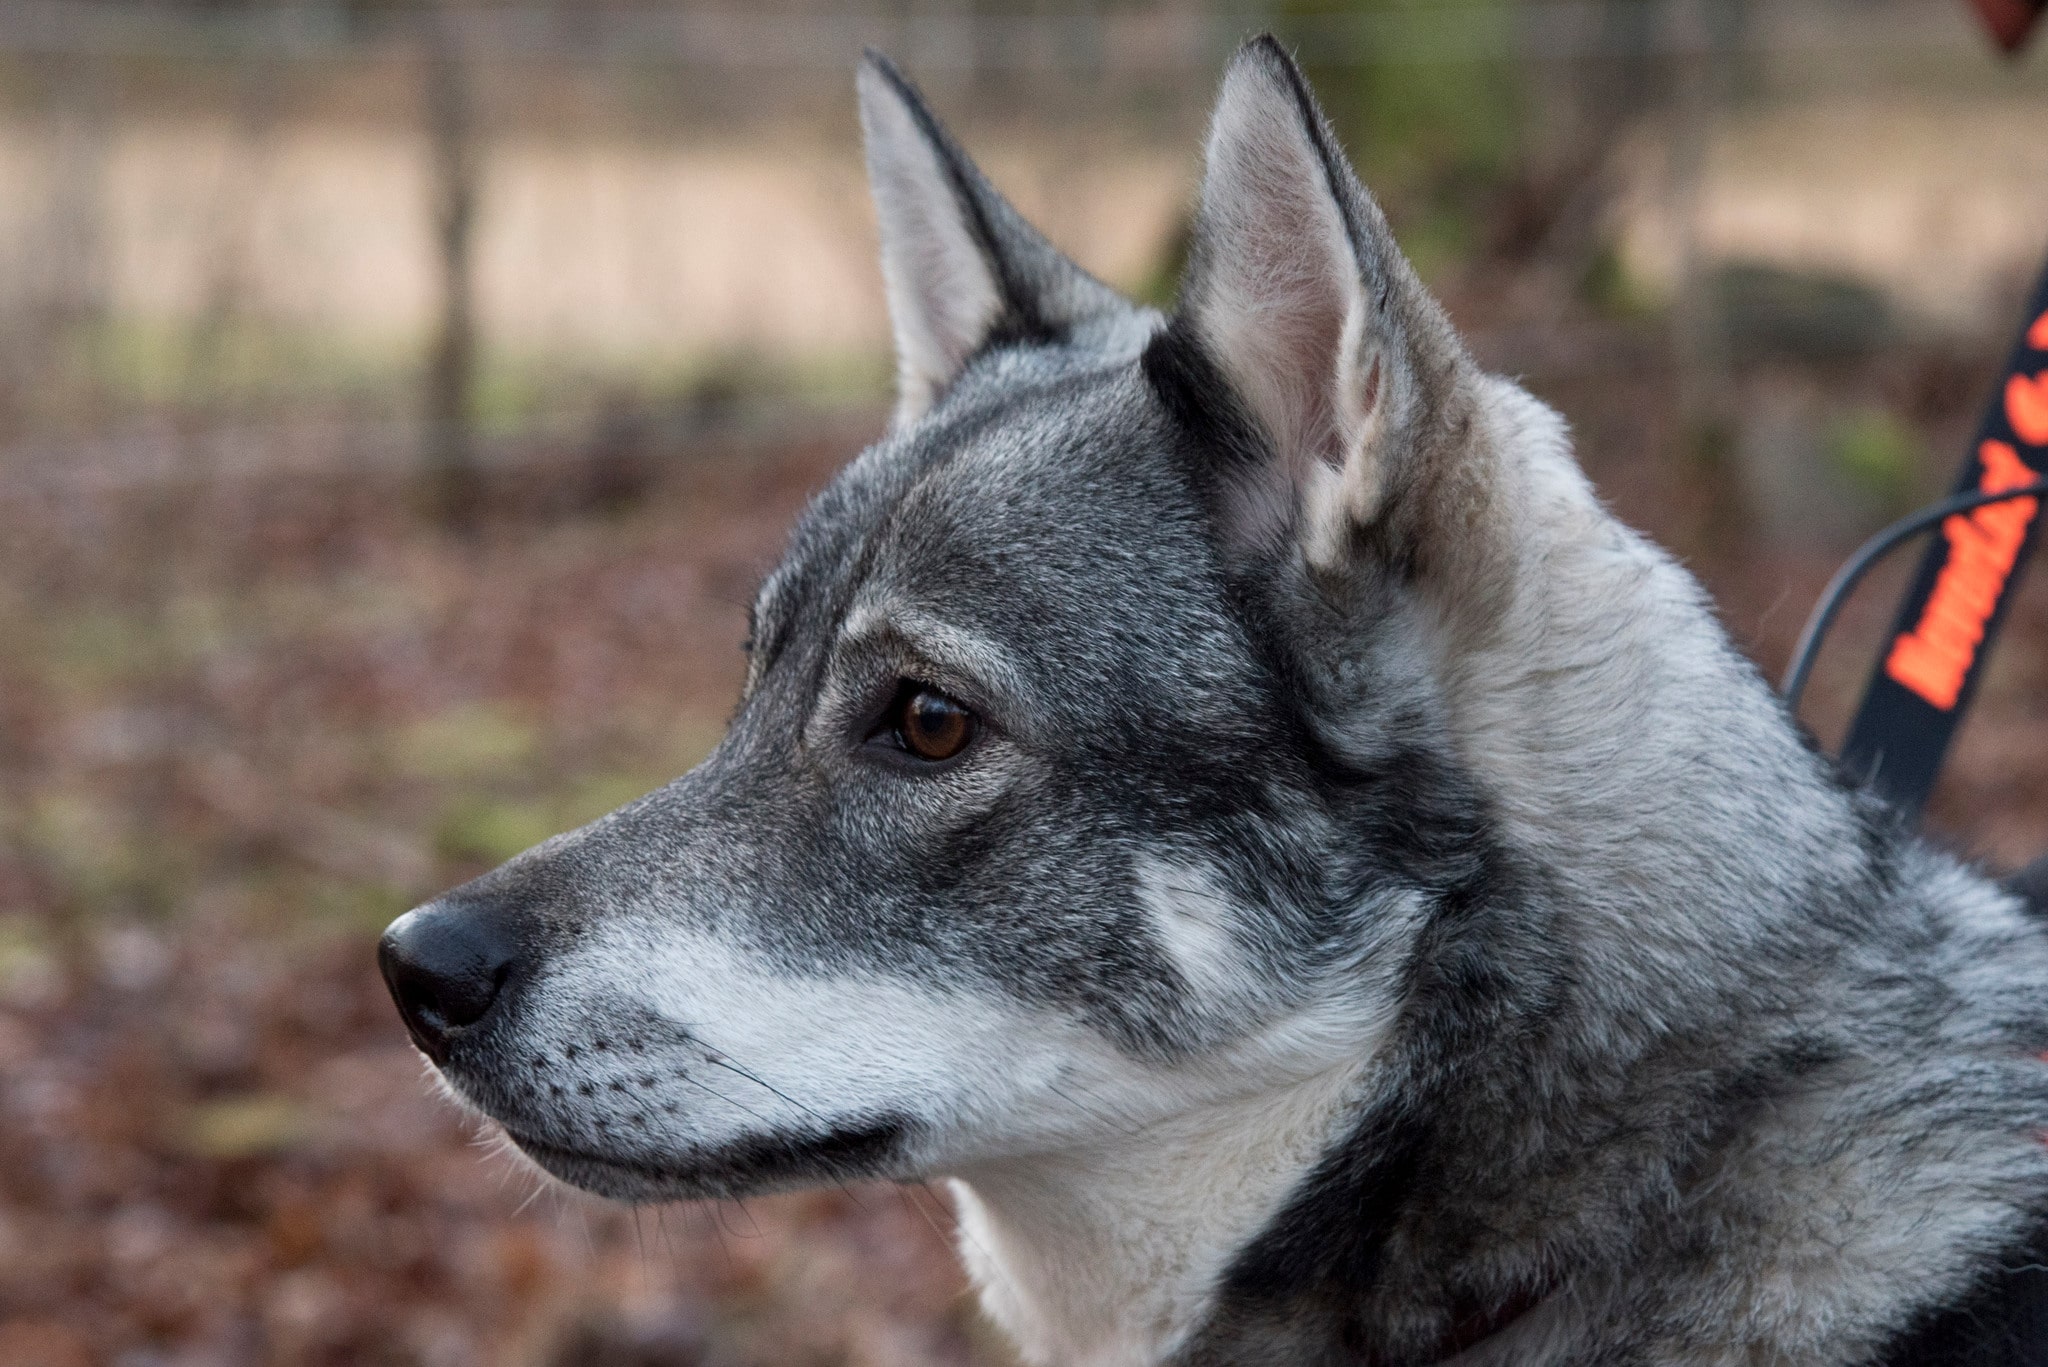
xmin=5 ymin=1 xmax=2048 ymax=1363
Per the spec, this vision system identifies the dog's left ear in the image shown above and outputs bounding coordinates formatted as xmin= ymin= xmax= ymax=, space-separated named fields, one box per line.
xmin=1170 ymin=37 xmax=1477 ymax=571
xmin=859 ymin=52 xmax=1137 ymax=428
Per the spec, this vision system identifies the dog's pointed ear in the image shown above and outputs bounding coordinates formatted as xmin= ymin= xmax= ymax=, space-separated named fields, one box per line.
xmin=859 ymin=52 xmax=1134 ymax=427
xmin=1172 ymin=37 xmax=1475 ymax=569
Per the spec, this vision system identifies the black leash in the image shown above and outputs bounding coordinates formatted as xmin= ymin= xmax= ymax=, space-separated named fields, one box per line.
xmin=1782 ymin=261 xmax=2048 ymax=819
xmin=1781 ymin=478 xmax=2048 ymax=720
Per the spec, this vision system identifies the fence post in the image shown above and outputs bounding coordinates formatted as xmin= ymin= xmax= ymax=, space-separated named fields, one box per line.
xmin=423 ymin=0 xmax=481 ymax=530
xmin=1667 ymin=0 xmax=1748 ymax=560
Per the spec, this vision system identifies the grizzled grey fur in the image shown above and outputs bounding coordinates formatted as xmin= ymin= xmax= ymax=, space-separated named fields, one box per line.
xmin=380 ymin=37 xmax=2048 ymax=1367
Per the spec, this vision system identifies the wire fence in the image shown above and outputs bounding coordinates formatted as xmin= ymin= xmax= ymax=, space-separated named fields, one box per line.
xmin=0 ymin=0 xmax=2037 ymax=509
xmin=0 ymin=1 xmax=2006 ymax=69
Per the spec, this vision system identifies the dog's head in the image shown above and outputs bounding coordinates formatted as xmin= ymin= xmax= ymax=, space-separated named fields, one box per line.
xmin=379 ymin=38 xmax=1542 ymax=1206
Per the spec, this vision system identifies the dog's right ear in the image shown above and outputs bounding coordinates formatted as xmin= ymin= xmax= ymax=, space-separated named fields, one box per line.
xmin=859 ymin=52 xmax=1133 ymax=428
xmin=1164 ymin=38 xmax=1478 ymax=575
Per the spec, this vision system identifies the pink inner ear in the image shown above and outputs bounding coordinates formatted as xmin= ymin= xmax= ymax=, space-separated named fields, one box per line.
xmin=1189 ymin=53 xmax=1394 ymax=481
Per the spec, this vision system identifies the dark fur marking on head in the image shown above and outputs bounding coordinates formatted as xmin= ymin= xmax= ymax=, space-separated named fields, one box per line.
xmin=1141 ymin=318 xmax=1273 ymax=500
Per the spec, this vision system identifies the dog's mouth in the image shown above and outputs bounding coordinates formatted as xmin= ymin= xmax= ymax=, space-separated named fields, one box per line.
xmin=499 ymin=1129 xmax=685 ymax=1201
xmin=500 ymin=1114 xmax=917 ymax=1202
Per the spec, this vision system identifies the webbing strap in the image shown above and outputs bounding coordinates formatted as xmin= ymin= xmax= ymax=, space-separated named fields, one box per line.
xmin=1837 ymin=261 xmax=2048 ymax=818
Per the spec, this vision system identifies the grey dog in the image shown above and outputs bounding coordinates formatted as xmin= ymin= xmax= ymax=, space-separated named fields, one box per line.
xmin=380 ymin=38 xmax=2048 ymax=1367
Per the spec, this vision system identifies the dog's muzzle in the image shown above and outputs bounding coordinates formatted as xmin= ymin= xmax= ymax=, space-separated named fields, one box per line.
xmin=378 ymin=893 xmax=526 ymax=1063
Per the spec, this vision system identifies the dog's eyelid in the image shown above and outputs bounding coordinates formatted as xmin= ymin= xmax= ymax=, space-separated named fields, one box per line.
xmin=857 ymin=669 xmax=988 ymax=733
xmin=815 ymin=659 xmax=1007 ymax=774
xmin=854 ymin=679 xmax=986 ymax=772
xmin=829 ymin=616 xmax=1021 ymax=725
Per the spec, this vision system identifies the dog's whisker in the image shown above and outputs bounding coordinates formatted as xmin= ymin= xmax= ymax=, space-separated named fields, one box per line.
xmin=654 ymin=1204 xmax=680 ymax=1262
xmin=1046 ymin=1080 xmax=1148 ymax=1142
xmin=510 ymin=1177 xmax=551 ymax=1220
xmin=713 ymin=1198 xmax=762 ymax=1242
xmin=701 ymin=1053 xmax=830 ymax=1125
xmin=676 ymin=1071 xmax=777 ymax=1130
xmin=904 ymin=1179 xmax=959 ymax=1243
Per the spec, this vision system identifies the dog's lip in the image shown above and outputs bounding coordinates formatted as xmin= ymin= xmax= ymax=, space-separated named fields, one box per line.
xmin=498 ymin=1112 xmax=916 ymax=1199
xmin=500 ymin=1126 xmax=633 ymax=1171
xmin=498 ymin=1126 xmax=682 ymax=1197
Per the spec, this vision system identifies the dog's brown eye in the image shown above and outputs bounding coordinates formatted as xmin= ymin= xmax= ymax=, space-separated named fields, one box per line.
xmin=895 ymin=685 xmax=975 ymax=761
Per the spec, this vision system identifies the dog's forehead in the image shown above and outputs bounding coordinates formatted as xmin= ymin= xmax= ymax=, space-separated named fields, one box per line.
xmin=762 ymin=353 xmax=1223 ymax=662
xmin=884 ymin=377 xmax=1188 ymax=568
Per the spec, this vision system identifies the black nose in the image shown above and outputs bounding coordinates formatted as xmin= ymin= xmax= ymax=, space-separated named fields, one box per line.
xmin=378 ymin=898 xmax=521 ymax=1063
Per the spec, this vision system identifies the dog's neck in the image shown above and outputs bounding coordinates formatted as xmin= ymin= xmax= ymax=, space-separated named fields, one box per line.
xmin=1428 ymin=382 xmax=1869 ymax=945
xmin=947 ymin=381 xmax=2046 ymax=1367
xmin=945 ymin=379 xmax=1902 ymax=1367
xmin=937 ymin=380 xmax=1815 ymax=1367
xmin=948 ymin=1060 xmax=1371 ymax=1367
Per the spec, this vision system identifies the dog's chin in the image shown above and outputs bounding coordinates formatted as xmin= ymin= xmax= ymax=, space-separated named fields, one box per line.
xmin=499 ymin=1115 xmax=919 ymax=1203
xmin=502 ymin=1131 xmax=701 ymax=1201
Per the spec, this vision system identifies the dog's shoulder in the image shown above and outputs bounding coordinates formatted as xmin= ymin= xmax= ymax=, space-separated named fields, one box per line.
xmin=1870 ymin=857 xmax=2048 ymax=1367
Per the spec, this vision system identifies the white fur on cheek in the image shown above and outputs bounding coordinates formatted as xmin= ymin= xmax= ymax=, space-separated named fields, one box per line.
xmin=555 ymin=921 xmax=1060 ymax=1146
xmin=1133 ymin=855 xmax=1255 ymax=1009
xmin=534 ymin=914 xmax=1342 ymax=1167
xmin=498 ymin=896 xmax=1408 ymax=1365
